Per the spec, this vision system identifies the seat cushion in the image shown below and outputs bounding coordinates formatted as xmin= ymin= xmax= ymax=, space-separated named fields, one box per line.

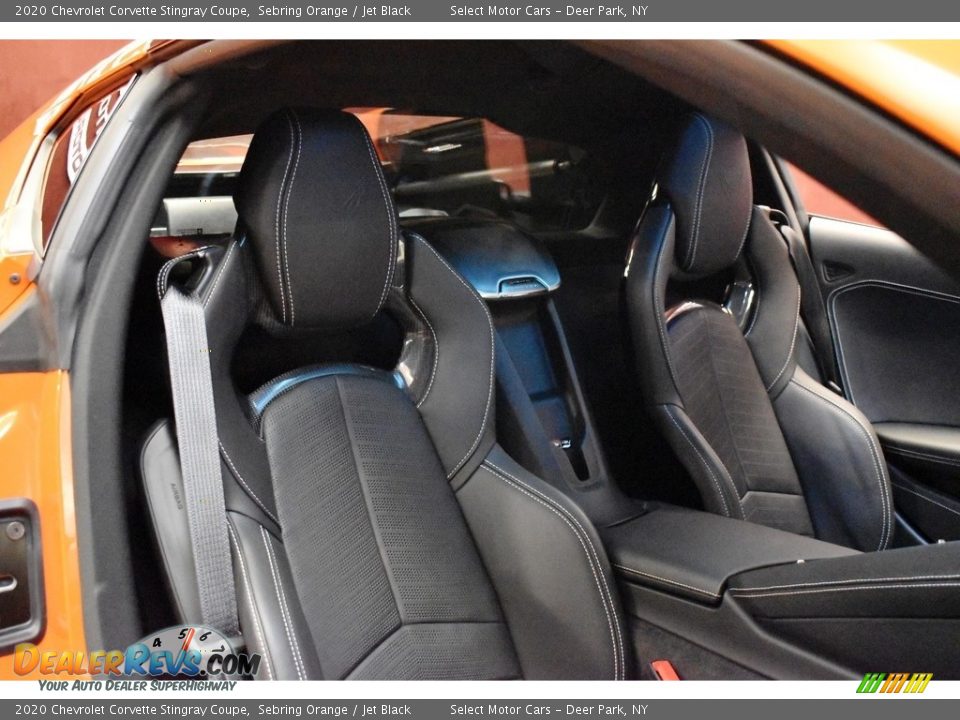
xmin=259 ymin=370 xmax=520 ymax=679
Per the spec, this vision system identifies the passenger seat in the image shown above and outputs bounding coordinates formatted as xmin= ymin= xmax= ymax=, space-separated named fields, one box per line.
xmin=624 ymin=113 xmax=894 ymax=552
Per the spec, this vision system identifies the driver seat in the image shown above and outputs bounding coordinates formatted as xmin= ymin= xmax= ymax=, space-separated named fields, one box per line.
xmin=141 ymin=108 xmax=628 ymax=680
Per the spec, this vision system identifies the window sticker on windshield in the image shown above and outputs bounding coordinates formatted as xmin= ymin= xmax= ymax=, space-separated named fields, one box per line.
xmin=66 ymin=75 xmax=135 ymax=185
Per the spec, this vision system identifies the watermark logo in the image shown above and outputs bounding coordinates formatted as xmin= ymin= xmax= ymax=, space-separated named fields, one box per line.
xmin=15 ymin=625 xmax=260 ymax=678
xmin=857 ymin=673 xmax=933 ymax=694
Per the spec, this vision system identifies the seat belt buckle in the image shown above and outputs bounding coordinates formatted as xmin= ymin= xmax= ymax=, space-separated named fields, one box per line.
xmin=650 ymin=659 xmax=681 ymax=680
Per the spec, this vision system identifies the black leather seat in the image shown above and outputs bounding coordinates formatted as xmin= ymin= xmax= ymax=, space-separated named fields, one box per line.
xmin=142 ymin=108 xmax=629 ymax=679
xmin=624 ymin=113 xmax=894 ymax=552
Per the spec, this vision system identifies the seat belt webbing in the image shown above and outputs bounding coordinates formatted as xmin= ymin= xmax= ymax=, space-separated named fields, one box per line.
xmin=160 ymin=284 xmax=240 ymax=637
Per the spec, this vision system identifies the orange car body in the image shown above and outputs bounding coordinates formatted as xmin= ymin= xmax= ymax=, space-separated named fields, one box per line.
xmin=0 ymin=39 xmax=957 ymax=677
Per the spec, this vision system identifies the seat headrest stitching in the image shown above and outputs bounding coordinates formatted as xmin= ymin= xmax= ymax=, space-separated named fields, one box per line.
xmin=202 ymin=239 xmax=237 ymax=310
xmin=282 ymin=109 xmax=304 ymax=326
xmin=686 ymin=113 xmax=715 ymax=270
xmin=273 ymin=111 xmax=296 ymax=324
xmin=355 ymin=114 xmax=398 ymax=321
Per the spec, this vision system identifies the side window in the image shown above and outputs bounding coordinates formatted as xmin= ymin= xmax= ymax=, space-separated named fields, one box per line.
xmin=39 ymin=75 xmax=135 ymax=253
xmin=784 ymin=162 xmax=882 ymax=228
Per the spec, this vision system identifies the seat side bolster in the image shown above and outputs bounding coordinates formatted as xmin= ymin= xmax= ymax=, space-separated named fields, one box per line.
xmin=455 ymin=446 xmax=629 ymax=680
xmin=227 ymin=512 xmax=324 ymax=680
xmin=654 ymin=404 xmax=744 ymax=520
xmin=773 ymin=368 xmax=894 ymax=552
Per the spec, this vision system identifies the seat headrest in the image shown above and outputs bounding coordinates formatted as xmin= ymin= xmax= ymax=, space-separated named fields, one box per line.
xmin=659 ymin=113 xmax=752 ymax=278
xmin=235 ymin=108 xmax=397 ymax=329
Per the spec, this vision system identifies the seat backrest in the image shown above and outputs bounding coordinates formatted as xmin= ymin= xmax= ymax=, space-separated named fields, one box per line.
xmin=143 ymin=108 xmax=628 ymax=680
xmin=623 ymin=113 xmax=893 ymax=552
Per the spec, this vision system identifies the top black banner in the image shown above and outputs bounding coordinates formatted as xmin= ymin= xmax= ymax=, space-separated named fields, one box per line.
xmin=7 ymin=0 xmax=960 ymax=21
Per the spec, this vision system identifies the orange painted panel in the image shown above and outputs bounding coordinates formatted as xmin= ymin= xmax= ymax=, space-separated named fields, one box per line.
xmin=0 ymin=371 xmax=85 ymax=678
xmin=768 ymin=40 xmax=960 ymax=157
xmin=0 ymin=255 xmax=32 ymax=316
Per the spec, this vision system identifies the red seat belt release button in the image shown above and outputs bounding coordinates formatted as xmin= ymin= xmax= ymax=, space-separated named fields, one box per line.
xmin=651 ymin=660 xmax=681 ymax=680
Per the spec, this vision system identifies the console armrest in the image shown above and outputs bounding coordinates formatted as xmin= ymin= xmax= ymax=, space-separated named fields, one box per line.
xmin=602 ymin=505 xmax=856 ymax=603
xmin=728 ymin=540 xmax=960 ymax=618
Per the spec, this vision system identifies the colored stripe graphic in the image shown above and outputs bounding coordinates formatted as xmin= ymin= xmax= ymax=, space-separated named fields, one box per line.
xmin=858 ymin=672 xmax=932 ymax=693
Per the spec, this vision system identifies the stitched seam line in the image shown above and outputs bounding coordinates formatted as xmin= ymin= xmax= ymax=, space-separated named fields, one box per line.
xmin=733 ymin=573 xmax=960 ymax=594
xmin=885 ymin=445 xmax=960 ymax=468
xmin=202 ymin=242 xmax=236 ymax=309
xmin=413 ymin=235 xmax=495 ymax=479
xmin=273 ymin=113 xmax=296 ymax=324
xmin=731 ymin=582 xmax=960 ymax=599
xmin=613 ymin=564 xmax=720 ymax=599
xmin=260 ymin=526 xmax=306 ymax=680
xmin=408 ymin=293 xmax=440 ymax=408
xmin=743 ymin=254 xmax=762 ymax=337
xmin=664 ymin=406 xmax=735 ymax=518
xmin=765 ymin=283 xmax=801 ymax=392
xmin=482 ymin=462 xmax=622 ymax=680
xmin=686 ymin=113 xmax=714 ymax=270
xmin=790 ymin=377 xmax=891 ymax=551
xmin=358 ymin=122 xmax=397 ymax=317
xmin=227 ymin=521 xmax=273 ymax=680
xmin=484 ymin=460 xmax=625 ymax=681
xmin=892 ymin=482 xmax=960 ymax=518
xmin=733 ymin=203 xmax=752 ymax=260
xmin=652 ymin=226 xmax=682 ymax=389
xmin=282 ymin=110 xmax=303 ymax=326
xmin=156 ymin=247 xmax=211 ymax=301
xmin=219 ymin=443 xmax=279 ymax=525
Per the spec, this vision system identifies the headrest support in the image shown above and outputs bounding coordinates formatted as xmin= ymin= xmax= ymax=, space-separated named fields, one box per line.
xmin=659 ymin=113 xmax=752 ymax=278
xmin=235 ymin=108 xmax=397 ymax=329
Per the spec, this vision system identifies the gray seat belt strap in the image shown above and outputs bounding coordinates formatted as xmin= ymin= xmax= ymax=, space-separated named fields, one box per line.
xmin=160 ymin=283 xmax=240 ymax=637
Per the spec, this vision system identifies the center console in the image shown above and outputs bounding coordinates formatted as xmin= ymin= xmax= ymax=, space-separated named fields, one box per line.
xmin=603 ymin=505 xmax=960 ymax=679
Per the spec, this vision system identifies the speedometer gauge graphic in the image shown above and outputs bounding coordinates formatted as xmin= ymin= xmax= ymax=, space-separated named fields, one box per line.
xmin=133 ymin=625 xmax=235 ymax=678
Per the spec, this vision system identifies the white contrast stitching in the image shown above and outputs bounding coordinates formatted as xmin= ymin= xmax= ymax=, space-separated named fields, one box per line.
xmin=226 ymin=521 xmax=274 ymax=680
xmin=886 ymin=445 xmax=960 ymax=468
xmin=743 ymin=255 xmax=762 ymax=337
xmin=731 ymin=582 xmax=960 ymax=599
xmin=357 ymin=120 xmax=397 ymax=317
xmin=732 ymin=573 xmax=960 ymax=595
xmin=484 ymin=460 xmax=626 ymax=678
xmin=282 ymin=110 xmax=303 ymax=326
xmin=686 ymin=114 xmax=714 ymax=270
xmin=765 ymin=282 xmax=801 ymax=392
xmin=219 ymin=442 xmax=279 ymax=525
xmin=260 ymin=526 xmax=306 ymax=680
xmin=664 ymin=406 xmax=736 ymax=518
xmin=652 ymin=225 xmax=682 ymax=389
xmin=408 ymin=293 xmax=439 ymax=408
xmin=274 ymin=113 xmax=295 ymax=324
xmin=413 ymin=235 xmax=494 ymax=479
xmin=892 ymin=482 xmax=960 ymax=518
xmin=790 ymin=376 xmax=891 ymax=551
xmin=613 ymin=564 xmax=720 ymax=599
xmin=156 ymin=248 xmax=211 ymax=301
xmin=482 ymin=462 xmax=623 ymax=680
xmin=202 ymin=242 xmax=237 ymax=309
